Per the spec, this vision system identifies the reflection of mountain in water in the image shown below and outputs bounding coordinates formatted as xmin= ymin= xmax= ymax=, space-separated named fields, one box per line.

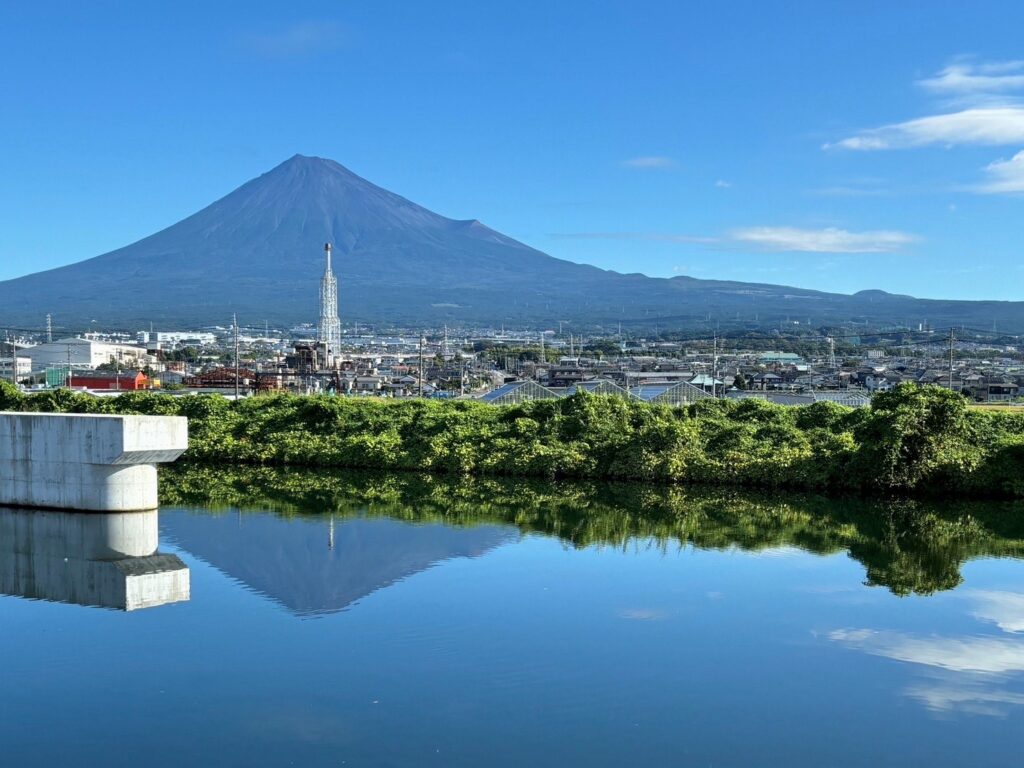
xmin=159 ymin=466 xmax=1024 ymax=598
xmin=161 ymin=511 xmax=516 ymax=616
xmin=0 ymin=507 xmax=189 ymax=611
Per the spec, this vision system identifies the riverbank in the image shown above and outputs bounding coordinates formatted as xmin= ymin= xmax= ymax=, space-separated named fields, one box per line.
xmin=3 ymin=381 xmax=1023 ymax=498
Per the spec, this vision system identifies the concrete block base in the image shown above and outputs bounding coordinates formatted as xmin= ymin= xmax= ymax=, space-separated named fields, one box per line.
xmin=0 ymin=412 xmax=187 ymax=512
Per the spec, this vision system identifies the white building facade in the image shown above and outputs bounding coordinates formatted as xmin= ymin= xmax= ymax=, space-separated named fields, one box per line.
xmin=0 ymin=356 xmax=31 ymax=381
xmin=21 ymin=337 xmax=154 ymax=371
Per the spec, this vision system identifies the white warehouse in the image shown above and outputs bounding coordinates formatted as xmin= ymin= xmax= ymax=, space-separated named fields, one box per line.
xmin=21 ymin=337 xmax=155 ymax=371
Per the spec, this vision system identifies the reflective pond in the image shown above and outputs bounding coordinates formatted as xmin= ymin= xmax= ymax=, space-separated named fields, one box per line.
xmin=2 ymin=467 xmax=1024 ymax=766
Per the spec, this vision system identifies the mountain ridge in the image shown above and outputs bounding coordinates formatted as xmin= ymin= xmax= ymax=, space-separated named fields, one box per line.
xmin=1 ymin=154 xmax=1022 ymax=332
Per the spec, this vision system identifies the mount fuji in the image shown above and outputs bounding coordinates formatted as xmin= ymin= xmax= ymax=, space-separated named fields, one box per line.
xmin=1 ymin=154 xmax=1022 ymax=332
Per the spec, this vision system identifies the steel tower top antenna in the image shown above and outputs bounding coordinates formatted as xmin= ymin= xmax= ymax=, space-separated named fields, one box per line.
xmin=317 ymin=242 xmax=341 ymax=368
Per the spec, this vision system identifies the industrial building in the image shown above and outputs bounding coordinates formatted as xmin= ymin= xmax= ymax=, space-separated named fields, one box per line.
xmin=68 ymin=370 xmax=151 ymax=391
xmin=0 ymin=356 xmax=31 ymax=382
xmin=137 ymin=331 xmax=217 ymax=348
xmin=21 ymin=337 xmax=154 ymax=371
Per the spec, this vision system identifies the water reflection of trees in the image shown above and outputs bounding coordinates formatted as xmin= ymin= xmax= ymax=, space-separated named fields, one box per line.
xmin=161 ymin=466 xmax=1024 ymax=597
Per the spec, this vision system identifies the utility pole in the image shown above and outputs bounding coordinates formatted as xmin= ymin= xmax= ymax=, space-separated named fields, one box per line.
xmin=948 ymin=327 xmax=955 ymax=392
xmin=66 ymin=343 xmax=72 ymax=389
xmin=233 ymin=314 xmax=240 ymax=400
xmin=712 ymin=333 xmax=718 ymax=399
xmin=5 ymin=331 xmax=14 ymax=387
xmin=418 ymin=333 xmax=425 ymax=397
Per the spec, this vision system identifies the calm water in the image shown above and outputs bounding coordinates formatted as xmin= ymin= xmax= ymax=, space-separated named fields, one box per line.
xmin=2 ymin=469 xmax=1024 ymax=767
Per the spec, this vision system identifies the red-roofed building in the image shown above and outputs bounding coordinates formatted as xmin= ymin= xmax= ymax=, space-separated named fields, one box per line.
xmin=69 ymin=370 xmax=150 ymax=391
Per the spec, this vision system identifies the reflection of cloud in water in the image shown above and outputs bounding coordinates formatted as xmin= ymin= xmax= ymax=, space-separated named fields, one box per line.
xmin=619 ymin=608 xmax=667 ymax=621
xmin=797 ymin=585 xmax=860 ymax=594
xmin=969 ymin=590 xmax=1024 ymax=633
xmin=740 ymin=546 xmax=805 ymax=559
xmin=906 ymin=679 xmax=1024 ymax=717
xmin=830 ymin=619 xmax=1024 ymax=717
xmin=829 ymin=628 xmax=1024 ymax=674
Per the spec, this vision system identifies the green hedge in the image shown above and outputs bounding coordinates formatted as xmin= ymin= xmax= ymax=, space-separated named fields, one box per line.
xmin=2 ymin=381 xmax=1022 ymax=497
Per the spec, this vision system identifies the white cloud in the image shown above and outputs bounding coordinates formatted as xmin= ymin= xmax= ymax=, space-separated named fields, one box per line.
xmin=919 ymin=60 xmax=1024 ymax=98
xmin=620 ymin=156 xmax=676 ymax=169
xmin=829 ymin=628 xmax=1024 ymax=674
xmin=715 ymin=179 xmax=732 ymax=188
xmin=970 ymin=590 xmax=1024 ymax=632
xmin=551 ymin=226 xmax=917 ymax=254
xmin=975 ymin=150 xmax=1024 ymax=194
xmin=729 ymin=226 xmax=918 ymax=253
xmin=827 ymin=107 xmax=1024 ymax=150
xmin=827 ymin=60 xmax=1024 ymax=197
xmin=244 ymin=21 xmax=345 ymax=58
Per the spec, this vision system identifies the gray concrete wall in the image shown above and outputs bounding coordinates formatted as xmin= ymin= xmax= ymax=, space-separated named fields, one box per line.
xmin=0 ymin=412 xmax=187 ymax=511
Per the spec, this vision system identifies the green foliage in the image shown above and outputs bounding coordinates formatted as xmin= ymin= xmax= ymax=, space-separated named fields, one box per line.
xmin=159 ymin=464 xmax=1024 ymax=597
xmin=854 ymin=383 xmax=973 ymax=490
xmin=4 ymin=383 xmax=1024 ymax=497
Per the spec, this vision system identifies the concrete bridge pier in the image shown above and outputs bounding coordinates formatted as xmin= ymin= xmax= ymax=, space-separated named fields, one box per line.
xmin=0 ymin=412 xmax=188 ymax=512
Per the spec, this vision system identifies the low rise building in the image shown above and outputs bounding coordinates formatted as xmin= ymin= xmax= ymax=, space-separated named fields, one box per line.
xmin=69 ymin=370 xmax=150 ymax=391
xmin=0 ymin=356 xmax=31 ymax=382
xmin=22 ymin=337 xmax=154 ymax=371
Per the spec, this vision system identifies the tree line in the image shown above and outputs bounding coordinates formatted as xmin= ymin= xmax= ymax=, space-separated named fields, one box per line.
xmin=2 ymin=381 xmax=1023 ymax=498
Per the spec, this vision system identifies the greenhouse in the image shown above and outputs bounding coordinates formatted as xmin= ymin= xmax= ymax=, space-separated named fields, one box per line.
xmin=479 ymin=380 xmax=560 ymax=405
xmin=563 ymin=379 xmax=637 ymax=399
xmin=630 ymin=381 xmax=712 ymax=406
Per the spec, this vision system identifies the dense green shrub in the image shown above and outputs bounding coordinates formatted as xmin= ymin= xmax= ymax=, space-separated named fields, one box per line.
xmin=4 ymin=382 xmax=1023 ymax=497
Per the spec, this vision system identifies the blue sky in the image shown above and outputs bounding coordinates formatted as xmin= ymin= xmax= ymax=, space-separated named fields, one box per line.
xmin=1 ymin=1 xmax=1022 ymax=299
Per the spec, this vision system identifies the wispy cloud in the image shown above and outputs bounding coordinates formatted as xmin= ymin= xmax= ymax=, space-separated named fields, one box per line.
xmin=826 ymin=107 xmax=1024 ymax=150
xmin=549 ymin=231 xmax=715 ymax=244
xmin=919 ymin=60 xmax=1024 ymax=101
xmin=243 ymin=21 xmax=345 ymax=58
xmin=729 ymin=226 xmax=918 ymax=253
xmin=975 ymin=150 xmax=1024 ymax=194
xmin=620 ymin=156 xmax=676 ymax=169
xmin=551 ymin=226 xmax=917 ymax=254
xmin=715 ymin=179 xmax=732 ymax=188
xmin=619 ymin=608 xmax=668 ymax=620
xmin=829 ymin=59 xmax=1024 ymax=150
xmin=827 ymin=59 xmax=1024 ymax=195
xmin=808 ymin=177 xmax=891 ymax=197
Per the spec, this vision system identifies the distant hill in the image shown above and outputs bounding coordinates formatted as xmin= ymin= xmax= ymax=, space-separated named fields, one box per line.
xmin=1 ymin=154 xmax=1022 ymax=332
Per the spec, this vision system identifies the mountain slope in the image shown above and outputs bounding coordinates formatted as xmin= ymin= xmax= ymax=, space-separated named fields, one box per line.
xmin=1 ymin=154 xmax=1022 ymax=331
